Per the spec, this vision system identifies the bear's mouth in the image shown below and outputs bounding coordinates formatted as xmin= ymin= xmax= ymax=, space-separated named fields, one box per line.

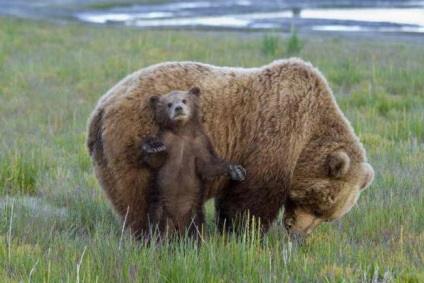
xmin=172 ymin=112 xmax=187 ymax=120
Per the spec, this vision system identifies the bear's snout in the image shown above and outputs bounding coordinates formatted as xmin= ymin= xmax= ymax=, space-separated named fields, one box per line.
xmin=284 ymin=217 xmax=294 ymax=231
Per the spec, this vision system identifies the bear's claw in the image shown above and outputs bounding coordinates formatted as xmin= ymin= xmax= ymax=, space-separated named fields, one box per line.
xmin=228 ymin=164 xmax=246 ymax=181
xmin=142 ymin=135 xmax=166 ymax=154
xmin=143 ymin=143 xmax=166 ymax=153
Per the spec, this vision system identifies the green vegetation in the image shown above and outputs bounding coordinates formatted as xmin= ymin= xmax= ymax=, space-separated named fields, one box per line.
xmin=261 ymin=32 xmax=280 ymax=56
xmin=260 ymin=27 xmax=305 ymax=57
xmin=286 ymin=26 xmax=304 ymax=55
xmin=1 ymin=17 xmax=423 ymax=282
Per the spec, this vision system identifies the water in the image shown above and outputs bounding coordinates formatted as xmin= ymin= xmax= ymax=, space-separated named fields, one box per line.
xmin=74 ymin=0 xmax=424 ymax=33
xmin=1 ymin=0 xmax=424 ymax=33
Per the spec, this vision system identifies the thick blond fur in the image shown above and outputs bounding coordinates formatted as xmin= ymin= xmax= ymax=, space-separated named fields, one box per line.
xmin=87 ymin=58 xmax=373 ymax=237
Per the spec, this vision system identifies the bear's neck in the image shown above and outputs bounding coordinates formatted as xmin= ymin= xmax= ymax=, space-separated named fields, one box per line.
xmin=164 ymin=119 xmax=203 ymax=137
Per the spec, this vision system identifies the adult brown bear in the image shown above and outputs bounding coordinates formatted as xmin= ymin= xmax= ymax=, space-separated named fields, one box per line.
xmin=87 ymin=58 xmax=374 ymax=239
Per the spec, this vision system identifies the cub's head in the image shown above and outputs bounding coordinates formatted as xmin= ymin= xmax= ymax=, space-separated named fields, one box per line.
xmin=150 ymin=87 xmax=200 ymax=128
xmin=284 ymin=142 xmax=374 ymax=240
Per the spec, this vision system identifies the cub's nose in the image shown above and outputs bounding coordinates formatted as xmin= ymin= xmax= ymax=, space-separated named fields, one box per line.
xmin=175 ymin=106 xmax=183 ymax=112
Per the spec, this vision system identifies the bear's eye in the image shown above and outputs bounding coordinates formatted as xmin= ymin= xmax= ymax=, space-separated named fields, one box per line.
xmin=182 ymin=99 xmax=187 ymax=104
xmin=167 ymin=103 xmax=172 ymax=108
xmin=312 ymin=209 xmax=323 ymax=217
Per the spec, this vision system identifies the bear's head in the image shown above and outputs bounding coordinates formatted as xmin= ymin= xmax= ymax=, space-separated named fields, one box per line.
xmin=150 ymin=87 xmax=201 ymax=129
xmin=284 ymin=140 xmax=374 ymax=239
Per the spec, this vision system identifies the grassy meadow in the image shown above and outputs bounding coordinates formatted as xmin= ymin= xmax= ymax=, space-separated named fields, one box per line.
xmin=0 ymin=17 xmax=423 ymax=282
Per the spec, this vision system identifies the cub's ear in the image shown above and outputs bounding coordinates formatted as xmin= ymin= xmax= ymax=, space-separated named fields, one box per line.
xmin=359 ymin=163 xmax=374 ymax=190
xmin=327 ymin=150 xmax=351 ymax=178
xmin=188 ymin=87 xmax=200 ymax=97
xmin=149 ymin=95 xmax=160 ymax=107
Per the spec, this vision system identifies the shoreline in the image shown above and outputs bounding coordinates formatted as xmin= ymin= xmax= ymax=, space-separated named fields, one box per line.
xmin=1 ymin=13 xmax=423 ymax=46
xmin=1 ymin=0 xmax=424 ymax=41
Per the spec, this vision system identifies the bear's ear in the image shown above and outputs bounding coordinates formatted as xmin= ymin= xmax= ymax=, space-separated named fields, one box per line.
xmin=327 ymin=150 xmax=351 ymax=178
xmin=188 ymin=87 xmax=200 ymax=97
xmin=359 ymin=163 xmax=374 ymax=190
xmin=149 ymin=95 xmax=160 ymax=107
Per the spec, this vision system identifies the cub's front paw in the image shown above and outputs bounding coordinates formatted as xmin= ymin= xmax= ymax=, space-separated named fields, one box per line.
xmin=142 ymin=135 xmax=166 ymax=153
xmin=228 ymin=164 xmax=246 ymax=181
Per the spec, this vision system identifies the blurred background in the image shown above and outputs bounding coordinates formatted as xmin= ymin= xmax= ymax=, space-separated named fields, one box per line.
xmin=1 ymin=0 xmax=423 ymax=33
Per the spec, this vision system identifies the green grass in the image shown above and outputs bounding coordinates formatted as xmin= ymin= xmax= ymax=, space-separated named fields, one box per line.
xmin=261 ymin=32 xmax=280 ymax=56
xmin=1 ymin=17 xmax=423 ymax=282
xmin=260 ymin=28 xmax=304 ymax=57
xmin=286 ymin=26 xmax=304 ymax=56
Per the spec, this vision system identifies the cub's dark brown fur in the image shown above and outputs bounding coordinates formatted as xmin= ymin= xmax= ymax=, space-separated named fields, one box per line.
xmin=142 ymin=87 xmax=245 ymax=239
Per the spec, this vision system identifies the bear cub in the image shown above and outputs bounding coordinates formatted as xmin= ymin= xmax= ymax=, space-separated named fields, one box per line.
xmin=142 ymin=87 xmax=246 ymax=239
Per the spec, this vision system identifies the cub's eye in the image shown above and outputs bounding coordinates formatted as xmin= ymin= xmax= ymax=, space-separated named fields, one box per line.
xmin=312 ymin=209 xmax=323 ymax=217
xmin=167 ymin=103 xmax=172 ymax=108
xmin=182 ymin=99 xmax=187 ymax=104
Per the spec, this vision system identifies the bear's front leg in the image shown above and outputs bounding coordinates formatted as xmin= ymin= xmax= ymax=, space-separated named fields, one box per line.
xmin=215 ymin=165 xmax=291 ymax=235
xmin=142 ymin=134 xmax=166 ymax=153
xmin=142 ymin=134 xmax=167 ymax=169
xmin=196 ymin=158 xmax=246 ymax=181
